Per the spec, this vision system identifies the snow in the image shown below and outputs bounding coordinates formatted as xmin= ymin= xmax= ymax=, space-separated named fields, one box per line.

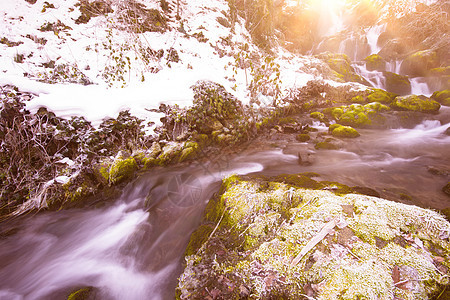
xmin=0 ymin=0 xmax=350 ymax=135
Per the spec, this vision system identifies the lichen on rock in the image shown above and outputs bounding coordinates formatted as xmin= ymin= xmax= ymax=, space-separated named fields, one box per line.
xmin=177 ymin=175 xmax=450 ymax=300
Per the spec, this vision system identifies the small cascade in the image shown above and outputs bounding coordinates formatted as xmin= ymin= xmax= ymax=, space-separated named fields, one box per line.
xmin=353 ymin=63 xmax=385 ymax=89
xmin=366 ymin=24 xmax=386 ymax=54
xmin=410 ymin=77 xmax=432 ymax=96
xmin=386 ymin=60 xmax=402 ymax=74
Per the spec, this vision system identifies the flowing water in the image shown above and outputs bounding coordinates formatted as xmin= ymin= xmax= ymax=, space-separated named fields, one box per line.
xmin=0 ymin=107 xmax=449 ymax=300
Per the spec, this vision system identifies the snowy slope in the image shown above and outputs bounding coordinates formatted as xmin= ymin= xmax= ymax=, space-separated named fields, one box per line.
xmin=0 ymin=0 xmax=341 ymax=133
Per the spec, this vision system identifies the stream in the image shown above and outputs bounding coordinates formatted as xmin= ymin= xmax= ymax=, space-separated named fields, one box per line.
xmin=0 ymin=108 xmax=449 ymax=299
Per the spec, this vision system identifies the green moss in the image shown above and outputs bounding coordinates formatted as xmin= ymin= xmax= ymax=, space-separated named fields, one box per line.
xmin=383 ymin=71 xmax=411 ymax=95
xmin=367 ymin=90 xmax=396 ymax=104
xmin=310 ymin=111 xmax=325 ymax=121
xmin=99 ymin=166 xmax=109 ymax=182
xmin=331 ymin=107 xmax=344 ymax=119
xmin=351 ymin=95 xmax=366 ymax=104
xmin=401 ymin=50 xmax=438 ymax=77
xmin=339 ymin=111 xmax=371 ymax=127
xmin=184 ymin=224 xmax=214 ymax=256
xmin=431 ymin=89 xmax=450 ymax=106
xmin=331 ymin=125 xmax=360 ymax=138
xmin=364 ymin=102 xmax=390 ymax=112
xmin=321 ymin=181 xmax=354 ymax=195
xmin=364 ymin=54 xmax=386 ymax=71
xmin=178 ymin=176 xmax=450 ymax=300
xmin=222 ymin=174 xmax=242 ymax=190
xmin=178 ymin=142 xmax=199 ymax=163
xmin=429 ymin=66 xmax=450 ymax=76
xmin=318 ymin=52 xmax=368 ymax=84
xmin=391 ymin=95 xmax=441 ymax=113
xmin=109 ymin=157 xmax=138 ymax=185
xmin=272 ymin=174 xmax=324 ymax=189
xmin=278 ymin=116 xmax=296 ymax=125
xmin=157 ymin=142 xmax=183 ymax=164
xmin=328 ymin=123 xmax=342 ymax=132
xmin=295 ymin=133 xmax=310 ymax=142
xmin=315 ymin=141 xmax=339 ymax=150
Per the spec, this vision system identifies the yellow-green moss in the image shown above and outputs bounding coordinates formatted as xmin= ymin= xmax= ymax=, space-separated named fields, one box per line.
xmin=310 ymin=111 xmax=325 ymax=121
xmin=384 ymin=71 xmax=411 ymax=95
xmin=367 ymin=90 xmax=396 ymax=104
xmin=184 ymin=224 xmax=214 ymax=256
xmin=315 ymin=141 xmax=339 ymax=150
xmin=295 ymin=133 xmax=310 ymax=142
xmin=391 ymin=95 xmax=441 ymax=113
xmin=431 ymin=89 xmax=450 ymax=106
xmin=157 ymin=142 xmax=183 ymax=165
xmin=178 ymin=142 xmax=199 ymax=163
xmin=401 ymin=50 xmax=438 ymax=77
xmin=178 ymin=176 xmax=450 ymax=299
xmin=339 ymin=111 xmax=371 ymax=127
xmin=364 ymin=54 xmax=386 ymax=71
xmin=331 ymin=125 xmax=360 ymax=138
xmin=109 ymin=157 xmax=138 ymax=185
xmin=351 ymin=95 xmax=366 ymax=104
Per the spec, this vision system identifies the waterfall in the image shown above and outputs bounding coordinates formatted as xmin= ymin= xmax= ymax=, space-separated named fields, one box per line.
xmin=366 ymin=24 xmax=386 ymax=54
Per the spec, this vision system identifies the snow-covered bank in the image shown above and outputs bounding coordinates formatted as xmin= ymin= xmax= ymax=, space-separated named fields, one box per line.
xmin=0 ymin=0 xmax=334 ymax=133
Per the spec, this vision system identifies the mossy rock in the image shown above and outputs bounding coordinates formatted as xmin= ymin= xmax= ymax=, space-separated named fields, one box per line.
xmin=178 ymin=141 xmax=199 ymax=162
xmin=339 ymin=111 xmax=371 ymax=127
xmin=295 ymin=133 xmax=310 ymax=142
xmin=272 ymin=174 xmax=324 ymax=190
xmin=400 ymin=50 xmax=439 ymax=77
xmin=177 ymin=176 xmax=450 ymax=299
xmin=157 ymin=142 xmax=183 ymax=165
xmin=431 ymin=90 xmax=450 ymax=106
xmin=391 ymin=95 xmax=441 ymax=114
xmin=383 ymin=71 xmax=411 ymax=95
xmin=351 ymin=95 xmax=366 ymax=104
xmin=364 ymin=54 xmax=386 ymax=71
xmin=310 ymin=111 xmax=325 ymax=122
xmin=328 ymin=123 xmax=342 ymax=132
xmin=109 ymin=154 xmax=138 ymax=185
xmin=331 ymin=107 xmax=344 ymax=119
xmin=364 ymin=102 xmax=390 ymax=112
xmin=429 ymin=66 xmax=450 ymax=77
xmin=315 ymin=141 xmax=339 ymax=150
xmin=367 ymin=89 xmax=397 ymax=104
xmin=331 ymin=125 xmax=360 ymax=138
xmin=318 ymin=52 xmax=369 ymax=85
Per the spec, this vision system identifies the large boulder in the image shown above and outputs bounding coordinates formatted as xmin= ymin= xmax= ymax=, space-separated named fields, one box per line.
xmin=177 ymin=175 xmax=450 ymax=300
xmin=383 ymin=71 xmax=411 ymax=95
xmin=431 ymin=90 xmax=450 ymax=106
xmin=378 ymin=39 xmax=407 ymax=60
xmin=364 ymin=54 xmax=386 ymax=71
xmin=317 ymin=52 xmax=369 ymax=85
xmin=391 ymin=95 xmax=441 ymax=113
xmin=330 ymin=124 xmax=360 ymax=138
xmin=400 ymin=50 xmax=439 ymax=77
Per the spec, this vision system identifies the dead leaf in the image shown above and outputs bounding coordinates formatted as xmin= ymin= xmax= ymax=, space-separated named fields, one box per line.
xmin=392 ymin=265 xmax=400 ymax=284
